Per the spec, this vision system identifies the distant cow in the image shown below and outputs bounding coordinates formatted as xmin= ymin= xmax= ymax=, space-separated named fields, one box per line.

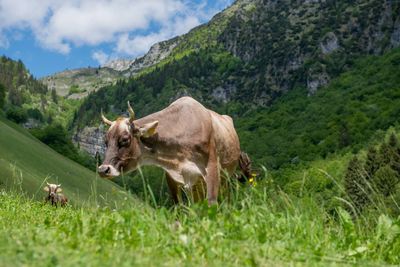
xmin=98 ymin=97 xmax=251 ymax=205
xmin=44 ymin=182 xmax=68 ymax=207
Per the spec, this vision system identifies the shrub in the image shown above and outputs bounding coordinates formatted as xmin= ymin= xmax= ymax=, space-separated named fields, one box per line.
xmin=6 ymin=107 xmax=27 ymax=123
xmin=26 ymin=108 xmax=43 ymax=122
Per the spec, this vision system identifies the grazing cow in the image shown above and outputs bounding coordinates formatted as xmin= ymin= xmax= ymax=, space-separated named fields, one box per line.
xmin=98 ymin=96 xmax=251 ymax=205
xmin=44 ymin=182 xmax=68 ymax=207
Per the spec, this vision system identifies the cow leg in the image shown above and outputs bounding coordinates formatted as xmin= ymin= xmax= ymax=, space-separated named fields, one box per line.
xmin=205 ymin=138 xmax=219 ymax=205
xmin=166 ymin=173 xmax=181 ymax=204
xmin=189 ymin=180 xmax=206 ymax=203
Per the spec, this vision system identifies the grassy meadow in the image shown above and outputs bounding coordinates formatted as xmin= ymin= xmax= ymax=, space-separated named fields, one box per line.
xmin=1 ymin=174 xmax=399 ymax=267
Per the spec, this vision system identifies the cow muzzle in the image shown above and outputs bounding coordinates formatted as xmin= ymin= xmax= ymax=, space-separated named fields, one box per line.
xmin=98 ymin=164 xmax=120 ymax=178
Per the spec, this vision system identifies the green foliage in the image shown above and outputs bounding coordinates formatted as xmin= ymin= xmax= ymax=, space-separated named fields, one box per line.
xmin=6 ymin=106 xmax=27 ymax=123
xmin=344 ymin=156 xmax=369 ymax=214
xmin=30 ymin=124 xmax=96 ymax=170
xmin=26 ymin=108 xmax=43 ymax=122
xmin=342 ymin=131 xmax=400 ymax=216
xmin=373 ymin=165 xmax=398 ymax=197
xmin=7 ymin=87 xmax=23 ymax=106
xmin=68 ymin=84 xmax=84 ymax=95
xmin=235 ymin=48 xmax=400 ymax=168
xmin=364 ymin=147 xmax=381 ymax=178
xmin=0 ymin=56 xmax=81 ymax=129
xmin=0 ymin=83 xmax=5 ymax=109
xmin=51 ymin=88 xmax=58 ymax=104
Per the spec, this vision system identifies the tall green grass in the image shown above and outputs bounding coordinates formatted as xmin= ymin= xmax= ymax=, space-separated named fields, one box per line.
xmin=0 ymin=169 xmax=399 ymax=267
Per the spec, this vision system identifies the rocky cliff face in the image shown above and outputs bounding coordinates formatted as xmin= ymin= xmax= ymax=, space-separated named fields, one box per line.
xmin=219 ymin=0 xmax=400 ymax=95
xmin=102 ymin=38 xmax=180 ymax=74
xmin=124 ymin=38 xmax=180 ymax=76
xmin=73 ymin=126 xmax=106 ymax=157
xmin=102 ymin=59 xmax=132 ymax=72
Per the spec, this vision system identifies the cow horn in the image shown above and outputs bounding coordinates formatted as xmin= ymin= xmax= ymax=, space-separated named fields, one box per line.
xmin=101 ymin=109 xmax=113 ymax=126
xmin=127 ymin=101 xmax=135 ymax=122
xmin=57 ymin=184 xmax=61 ymax=187
xmin=46 ymin=182 xmax=50 ymax=186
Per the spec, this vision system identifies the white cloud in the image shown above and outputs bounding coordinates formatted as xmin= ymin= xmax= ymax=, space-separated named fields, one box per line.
xmin=0 ymin=0 xmax=233 ymax=63
xmin=114 ymin=14 xmax=201 ymax=57
xmin=92 ymin=50 xmax=109 ymax=65
xmin=0 ymin=32 xmax=9 ymax=48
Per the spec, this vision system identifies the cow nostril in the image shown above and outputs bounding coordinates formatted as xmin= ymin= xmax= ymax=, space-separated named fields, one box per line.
xmin=104 ymin=166 xmax=110 ymax=174
xmin=98 ymin=165 xmax=111 ymax=175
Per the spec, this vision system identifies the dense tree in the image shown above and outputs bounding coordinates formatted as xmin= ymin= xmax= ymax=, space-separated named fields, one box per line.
xmin=364 ymin=147 xmax=381 ymax=178
xmin=51 ymin=89 xmax=58 ymax=104
xmin=373 ymin=165 xmax=398 ymax=196
xmin=30 ymin=124 xmax=96 ymax=170
xmin=27 ymin=108 xmax=43 ymax=122
xmin=0 ymin=83 xmax=5 ymax=109
xmin=8 ymin=87 xmax=22 ymax=106
xmin=344 ymin=156 xmax=369 ymax=214
xmin=6 ymin=107 xmax=27 ymax=123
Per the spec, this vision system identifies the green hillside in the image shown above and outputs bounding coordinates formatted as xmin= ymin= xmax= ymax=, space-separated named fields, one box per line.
xmin=0 ymin=116 xmax=132 ymax=207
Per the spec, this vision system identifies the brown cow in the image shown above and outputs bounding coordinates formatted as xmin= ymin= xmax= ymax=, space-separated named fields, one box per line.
xmin=44 ymin=182 xmax=68 ymax=207
xmin=98 ymin=96 xmax=251 ymax=205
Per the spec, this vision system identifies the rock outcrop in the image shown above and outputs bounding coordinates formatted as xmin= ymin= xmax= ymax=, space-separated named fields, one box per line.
xmin=41 ymin=67 xmax=121 ymax=99
xmin=73 ymin=126 xmax=106 ymax=157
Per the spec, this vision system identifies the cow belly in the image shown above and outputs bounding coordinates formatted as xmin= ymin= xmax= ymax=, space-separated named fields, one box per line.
xmin=166 ymin=160 xmax=205 ymax=189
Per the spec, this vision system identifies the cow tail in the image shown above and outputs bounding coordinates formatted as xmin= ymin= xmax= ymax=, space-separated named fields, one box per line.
xmin=238 ymin=152 xmax=252 ymax=183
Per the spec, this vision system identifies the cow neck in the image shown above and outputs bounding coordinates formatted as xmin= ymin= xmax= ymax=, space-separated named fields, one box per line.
xmin=139 ymin=135 xmax=182 ymax=172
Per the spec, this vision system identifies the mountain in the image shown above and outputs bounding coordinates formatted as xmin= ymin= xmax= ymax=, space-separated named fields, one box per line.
xmin=104 ymin=37 xmax=181 ymax=74
xmin=71 ymin=0 xmax=400 ymax=167
xmin=39 ymin=0 xmax=242 ymax=100
xmin=0 ymin=56 xmax=83 ymax=128
xmin=0 ymin=116 xmax=131 ymax=207
xmin=41 ymin=67 xmax=121 ymax=99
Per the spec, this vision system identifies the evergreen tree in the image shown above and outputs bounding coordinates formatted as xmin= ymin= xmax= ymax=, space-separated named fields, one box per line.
xmin=51 ymin=89 xmax=58 ymax=104
xmin=364 ymin=146 xmax=381 ymax=178
xmin=388 ymin=133 xmax=399 ymax=148
xmin=339 ymin=123 xmax=351 ymax=148
xmin=387 ymin=133 xmax=400 ymax=175
xmin=379 ymin=142 xmax=392 ymax=166
xmin=0 ymin=83 xmax=5 ymax=109
xmin=373 ymin=165 xmax=398 ymax=196
xmin=344 ymin=156 xmax=369 ymax=214
xmin=8 ymin=87 xmax=22 ymax=106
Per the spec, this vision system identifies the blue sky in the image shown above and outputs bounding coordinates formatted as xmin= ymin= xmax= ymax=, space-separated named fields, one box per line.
xmin=0 ymin=0 xmax=233 ymax=78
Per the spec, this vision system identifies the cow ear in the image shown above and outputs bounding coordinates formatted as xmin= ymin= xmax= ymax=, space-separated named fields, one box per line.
xmin=57 ymin=188 xmax=62 ymax=192
xmin=43 ymin=186 xmax=49 ymax=192
xmin=139 ymin=121 xmax=158 ymax=138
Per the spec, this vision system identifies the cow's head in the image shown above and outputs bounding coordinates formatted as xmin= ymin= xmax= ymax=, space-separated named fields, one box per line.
xmin=44 ymin=182 xmax=62 ymax=197
xmin=97 ymin=102 xmax=158 ymax=178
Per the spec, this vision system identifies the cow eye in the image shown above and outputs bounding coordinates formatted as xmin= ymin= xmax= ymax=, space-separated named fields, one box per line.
xmin=119 ymin=137 xmax=130 ymax=147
